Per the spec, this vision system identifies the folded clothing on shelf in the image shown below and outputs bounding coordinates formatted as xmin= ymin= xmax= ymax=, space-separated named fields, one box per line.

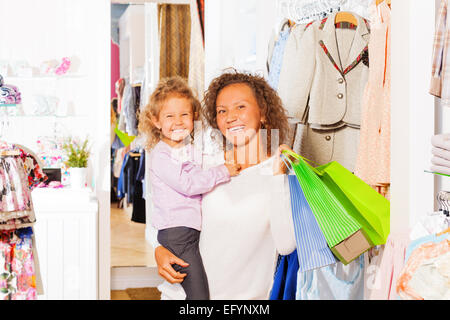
xmin=430 ymin=165 xmax=450 ymax=176
xmin=431 ymin=134 xmax=450 ymax=175
xmin=432 ymin=156 xmax=450 ymax=168
xmin=431 ymin=133 xmax=450 ymax=151
xmin=432 ymin=147 xmax=450 ymax=161
xmin=0 ymin=78 xmax=21 ymax=104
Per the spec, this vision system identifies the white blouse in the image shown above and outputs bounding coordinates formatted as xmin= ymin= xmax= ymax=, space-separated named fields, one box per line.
xmin=153 ymin=156 xmax=296 ymax=300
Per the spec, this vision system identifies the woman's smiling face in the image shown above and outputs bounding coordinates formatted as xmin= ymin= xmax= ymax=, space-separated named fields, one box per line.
xmin=215 ymin=83 xmax=265 ymax=147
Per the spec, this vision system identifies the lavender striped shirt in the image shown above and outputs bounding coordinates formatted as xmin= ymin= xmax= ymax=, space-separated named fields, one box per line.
xmin=149 ymin=141 xmax=230 ymax=231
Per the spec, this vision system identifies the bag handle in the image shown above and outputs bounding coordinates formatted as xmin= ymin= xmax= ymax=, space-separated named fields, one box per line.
xmin=281 ymin=149 xmax=322 ymax=175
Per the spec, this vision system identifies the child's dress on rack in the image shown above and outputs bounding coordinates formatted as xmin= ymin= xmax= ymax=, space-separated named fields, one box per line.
xmin=0 ymin=141 xmax=47 ymax=300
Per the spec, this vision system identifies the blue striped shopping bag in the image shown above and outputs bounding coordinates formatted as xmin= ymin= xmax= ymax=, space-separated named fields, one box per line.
xmin=288 ymin=174 xmax=337 ymax=272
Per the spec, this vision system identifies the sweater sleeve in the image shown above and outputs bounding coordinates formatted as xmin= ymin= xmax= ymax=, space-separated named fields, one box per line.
xmin=151 ymin=150 xmax=231 ymax=197
xmin=269 ymin=174 xmax=296 ymax=255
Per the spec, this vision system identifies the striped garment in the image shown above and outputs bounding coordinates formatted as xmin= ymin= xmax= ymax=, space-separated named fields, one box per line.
xmin=288 ymin=175 xmax=337 ymax=273
xmin=430 ymin=0 xmax=450 ymax=107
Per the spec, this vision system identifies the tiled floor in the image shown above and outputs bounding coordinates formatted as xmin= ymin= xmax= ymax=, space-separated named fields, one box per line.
xmin=110 ymin=203 xmax=156 ymax=267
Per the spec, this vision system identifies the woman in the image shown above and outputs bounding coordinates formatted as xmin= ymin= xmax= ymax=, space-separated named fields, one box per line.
xmin=151 ymin=71 xmax=296 ymax=299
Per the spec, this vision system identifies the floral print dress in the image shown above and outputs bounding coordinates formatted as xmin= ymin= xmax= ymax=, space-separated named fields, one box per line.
xmin=0 ymin=143 xmax=47 ymax=300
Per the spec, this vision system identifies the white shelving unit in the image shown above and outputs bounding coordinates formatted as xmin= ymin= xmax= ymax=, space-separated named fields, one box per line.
xmin=0 ymin=0 xmax=111 ymax=299
xmin=32 ymin=188 xmax=98 ymax=300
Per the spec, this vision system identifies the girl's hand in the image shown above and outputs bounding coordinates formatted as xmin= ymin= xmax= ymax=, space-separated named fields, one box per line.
xmin=273 ymin=144 xmax=293 ymax=175
xmin=155 ymin=246 xmax=189 ymax=284
xmin=224 ymin=163 xmax=241 ymax=177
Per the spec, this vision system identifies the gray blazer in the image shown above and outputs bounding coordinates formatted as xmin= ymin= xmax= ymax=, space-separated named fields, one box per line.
xmin=285 ymin=12 xmax=370 ymax=127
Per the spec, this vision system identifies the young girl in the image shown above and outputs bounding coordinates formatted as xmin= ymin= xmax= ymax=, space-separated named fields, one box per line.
xmin=138 ymin=76 xmax=241 ymax=300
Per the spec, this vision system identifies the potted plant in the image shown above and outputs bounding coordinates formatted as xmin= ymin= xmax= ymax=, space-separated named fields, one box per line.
xmin=62 ymin=136 xmax=90 ymax=189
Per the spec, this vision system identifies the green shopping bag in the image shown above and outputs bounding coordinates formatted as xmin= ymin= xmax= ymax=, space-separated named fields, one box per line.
xmin=316 ymin=161 xmax=390 ymax=245
xmin=114 ymin=124 xmax=135 ymax=147
xmin=281 ymin=150 xmax=372 ymax=265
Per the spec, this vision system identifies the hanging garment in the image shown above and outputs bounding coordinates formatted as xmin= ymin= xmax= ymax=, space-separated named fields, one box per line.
xmin=296 ymin=255 xmax=364 ymax=300
xmin=293 ymin=123 xmax=361 ymax=172
xmin=287 ymin=174 xmax=337 ymax=272
xmin=289 ymin=13 xmax=370 ymax=171
xmin=290 ymin=12 xmax=370 ymax=125
xmin=267 ymin=25 xmax=291 ymax=90
xmin=430 ymin=0 xmax=450 ymax=107
xmin=396 ymin=239 xmax=450 ymax=300
xmin=269 ymin=250 xmax=299 ymax=300
xmin=117 ymin=153 xmax=129 ymax=200
xmin=276 ymin=22 xmax=308 ymax=118
xmin=0 ymin=210 xmax=32 ymax=223
xmin=410 ymin=213 xmax=450 ymax=241
xmin=270 ymin=22 xmax=308 ymax=147
xmin=0 ymin=152 xmax=46 ymax=215
xmin=0 ymin=227 xmax=37 ymax=300
xmin=126 ymin=152 xmax=146 ymax=224
xmin=121 ymin=84 xmax=138 ymax=137
xmin=406 ymin=233 xmax=449 ymax=261
xmin=364 ymin=232 xmax=409 ymax=300
xmin=355 ymin=1 xmax=391 ymax=186
xmin=0 ymin=156 xmax=32 ymax=213
xmin=0 ymin=215 xmax=36 ymax=231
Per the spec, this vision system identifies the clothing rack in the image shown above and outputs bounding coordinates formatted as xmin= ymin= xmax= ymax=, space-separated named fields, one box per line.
xmin=0 ymin=142 xmax=46 ymax=300
xmin=437 ymin=191 xmax=450 ymax=216
xmin=277 ymin=0 xmax=372 ymax=24
xmin=0 ymin=149 xmax=20 ymax=156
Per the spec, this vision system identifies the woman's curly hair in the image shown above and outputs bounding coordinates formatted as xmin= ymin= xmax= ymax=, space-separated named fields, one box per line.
xmin=203 ymin=69 xmax=291 ymax=147
xmin=138 ymin=76 xmax=201 ymax=150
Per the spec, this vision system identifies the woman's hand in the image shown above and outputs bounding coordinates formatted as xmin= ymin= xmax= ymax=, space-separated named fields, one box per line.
xmin=155 ymin=246 xmax=189 ymax=284
xmin=273 ymin=144 xmax=293 ymax=175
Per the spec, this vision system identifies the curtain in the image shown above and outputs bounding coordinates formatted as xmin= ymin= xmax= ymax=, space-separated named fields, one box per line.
xmin=158 ymin=4 xmax=191 ymax=79
xmin=188 ymin=0 xmax=205 ymax=100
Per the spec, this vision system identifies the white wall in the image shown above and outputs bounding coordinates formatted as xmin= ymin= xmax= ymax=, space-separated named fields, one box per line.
xmin=119 ymin=4 xmax=146 ymax=84
xmin=391 ymin=0 xmax=438 ymax=234
xmin=204 ymin=0 xmax=277 ymax=88
xmin=0 ymin=0 xmax=111 ymax=299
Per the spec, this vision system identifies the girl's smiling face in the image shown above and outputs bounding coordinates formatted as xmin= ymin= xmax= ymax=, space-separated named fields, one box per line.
xmin=152 ymin=95 xmax=194 ymax=147
xmin=215 ymin=83 xmax=265 ymax=147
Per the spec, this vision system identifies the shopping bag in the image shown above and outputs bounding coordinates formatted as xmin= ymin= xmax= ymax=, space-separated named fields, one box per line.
xmin=288 ymin=174 xmax=337 ymax=272
xmin=315 ymin=161 xmax=390 ymax=245
xmin=281 ymin=150 xmax=372 ymax=265
xmin=114 ymin=124 xmax=135 ymax=147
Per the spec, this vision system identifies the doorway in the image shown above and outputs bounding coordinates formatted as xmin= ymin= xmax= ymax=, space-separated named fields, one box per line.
xmin=109 ymin=0 xmax=198 ymax=300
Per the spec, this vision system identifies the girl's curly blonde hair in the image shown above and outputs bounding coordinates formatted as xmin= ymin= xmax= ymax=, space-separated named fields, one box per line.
xmin=138 ymin=76 xmax=201 ymax=150
xmin=203 ymin=70 xmax=291 ymax=148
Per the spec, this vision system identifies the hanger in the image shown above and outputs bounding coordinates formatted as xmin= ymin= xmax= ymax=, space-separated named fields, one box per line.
xmin=0 ymin=149 xmax=20 ymax=156
xmin=437 ymin=227 xmax=450 ymax=237
xmin=376 ymin=0 xmax=391 ymax=8
xmin=129 ymin=152 xmax=141 ymax=157
xmin=438 ymin=191 xmax=450 ymax=217
xmin=335 ymin=11 xmax=358 ymax=26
